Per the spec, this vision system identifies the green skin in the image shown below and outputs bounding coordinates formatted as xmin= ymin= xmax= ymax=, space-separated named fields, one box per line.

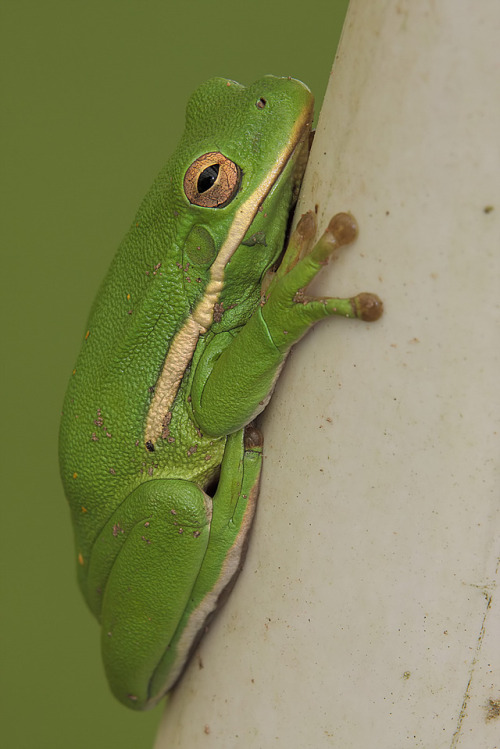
xmin=59 ymin=76 xmax=382 ymax=711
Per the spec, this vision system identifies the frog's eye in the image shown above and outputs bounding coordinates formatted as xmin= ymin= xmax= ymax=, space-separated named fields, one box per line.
xmin=184 ymin=152 xmax=242 ymax=208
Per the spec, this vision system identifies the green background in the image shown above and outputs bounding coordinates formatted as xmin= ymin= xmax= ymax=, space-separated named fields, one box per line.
xmin=1 ymin=1 xmax=348 ymax=746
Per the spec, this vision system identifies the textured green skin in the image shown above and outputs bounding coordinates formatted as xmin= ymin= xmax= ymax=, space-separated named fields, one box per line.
xmin=59 ymin=76 xmax=315 ymax=710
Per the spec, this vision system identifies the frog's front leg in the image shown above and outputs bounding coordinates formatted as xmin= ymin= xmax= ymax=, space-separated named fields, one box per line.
xmin=192 ymin=212 xmax=383 ymax=437
xmin=86 ymin=428 xmax=262 ymax=710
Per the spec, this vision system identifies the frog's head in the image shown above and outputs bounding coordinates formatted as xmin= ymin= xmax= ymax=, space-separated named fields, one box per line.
xmin=170 ymin=76 xmax=314 ymax=317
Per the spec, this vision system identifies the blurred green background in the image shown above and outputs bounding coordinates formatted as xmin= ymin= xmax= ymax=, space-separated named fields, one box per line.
xmin=1 ymin=1 xmax=348 ymax=746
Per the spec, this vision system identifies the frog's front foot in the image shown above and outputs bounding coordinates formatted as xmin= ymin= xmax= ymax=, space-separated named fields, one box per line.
xmin=261 ymin=210 xmax=383 ymax=352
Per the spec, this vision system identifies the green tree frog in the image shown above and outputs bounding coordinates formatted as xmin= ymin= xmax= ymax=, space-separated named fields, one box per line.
xmin=59 ymin=75 xmax=382 ymax=711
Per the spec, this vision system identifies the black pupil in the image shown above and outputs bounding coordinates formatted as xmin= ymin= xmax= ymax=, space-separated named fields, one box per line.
xmin=198 ymin=164 xmax=219 ymax=193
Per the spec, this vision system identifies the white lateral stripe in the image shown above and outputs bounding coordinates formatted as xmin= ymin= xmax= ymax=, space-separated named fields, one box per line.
xmin=144 ymin=317 xmax=202 ymax=443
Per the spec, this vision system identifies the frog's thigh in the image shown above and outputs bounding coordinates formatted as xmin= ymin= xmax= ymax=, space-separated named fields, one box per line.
xmin=96 ymin=478 xmax=212 ymax=709
xmin=148 ymin=428 xmax=263 ymax=702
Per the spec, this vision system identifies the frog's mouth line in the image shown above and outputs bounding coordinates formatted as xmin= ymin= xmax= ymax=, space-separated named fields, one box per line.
xmin=268 ymin=127 xmax=314 ymax=271
xmin=144 ymin=107 xmax=313 ymax=448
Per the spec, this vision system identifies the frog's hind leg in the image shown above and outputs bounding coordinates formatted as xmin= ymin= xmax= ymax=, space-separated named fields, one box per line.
xmin=85 ymin=477 xmax=214 ymax=710
xmin=88 ymin=427 xmax=262 ymax=710
xmin=194 ymin=425 xmax=263 ymax=607
xmin=147 ymin=425 xmax=263 ymax=701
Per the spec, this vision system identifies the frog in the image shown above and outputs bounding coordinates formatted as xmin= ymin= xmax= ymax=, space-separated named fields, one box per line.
xmin=59 ymin=75 xmax=383 ymax=711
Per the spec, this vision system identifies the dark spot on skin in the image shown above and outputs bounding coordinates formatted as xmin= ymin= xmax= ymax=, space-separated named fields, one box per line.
xmin=213 ymin=302 xmax=224 ymax=323
xmin=244 ymin=424 xmax=264 ymax=450
xmin=161 ymin=412 xmax=172 ymax=439
xmin=145 ymin=441 xmax=155 ymax=452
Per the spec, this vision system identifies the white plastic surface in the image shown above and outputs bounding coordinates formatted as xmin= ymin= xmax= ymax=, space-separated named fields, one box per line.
xmin=155 ymin=2 xmax=500 ymax=746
